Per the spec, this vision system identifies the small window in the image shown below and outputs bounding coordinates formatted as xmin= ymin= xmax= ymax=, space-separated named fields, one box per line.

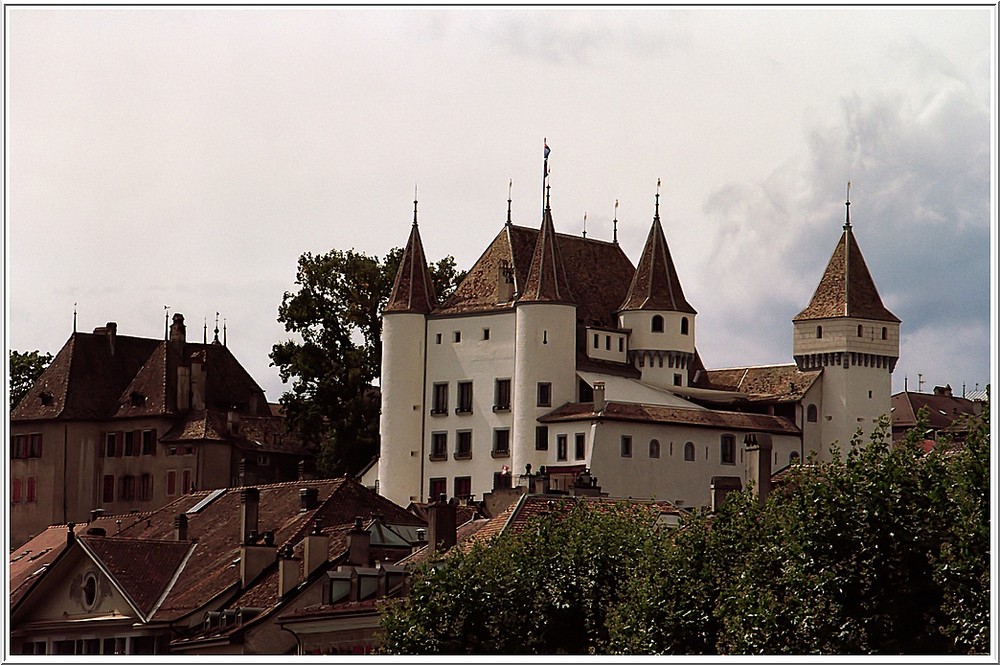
xmin=182 ymin=469 xmax=193 ymax=494
xmin=103 ymin=474 xmax=115 ymax=502
xmin=649 ymin=439 xmax=660 ymax=458
xmin=140 ymin=473 xmax=153 ymax=501
xmin=620 ymin=435 xmax=632 ymax=458
xmin=721 ymin=434 xmax=736 ymax=465
xmin=11 ymin=434 xmax=27 ymax=459
xmin=652 ymin=315 xmax=664 ymax=333
xmin=28 ymin=433 xmax=42 ymax=458
xmin=429 ymin=477 xmax=447 ymax=502
xmin=492 ymin=429 xmax=510 ymax=457
xmin=119 ymin=475 xmax=136 ymax=501
xmin=680 ymin=317 xmax=689 ymax=335
xmin=673 ymin=373 xmax=682 ymax=386
xmin=11 ymin=477 xmax=22 ymax=504
xmin=575 ymin=433 xmax=586 ymax=460
xmin=483 ymin=328 xmax=490 ymax=340
xmin=557 ymin=434 xmax=568 ymax=461
xmin=26 ymin=476 xmax=37 ymax=503
xmin=684 ymin=442 xmax=695 ymax=462
xmin=494 ymin=378 xmax=511 ymax=411
xmin=456 ymin=381 xmax=473 ymax=414
xmin=455 ymin=430 xmax=472 ymax=460
xmin=124 ymin=431 xmax=136 ymax=457
xmin=435 ymin=333 xmax=442 ymax=345
xmin=166 ymin=470 xmax=177 ymax=496
xmin=453 ymin=331 xmax=462 ymax=343
xmin=130 ymin=391 xmax=146 ymax=407
xmin=454 ymin=476 xmax=472 ymax=500
xmin=618 ymin=337 xmax=624 ymax=352
xmin=857 ymin=324 xmax=864 ymax=337
xmin=605 ymin=335 xmax=611 ymax=350
xmin=537 ymin=382 xmax=552 ymax=407
xmin=881 ymin=327 xmax=888 ymax=340
xmin=141 ymin=429 xmax=157 ymax=455
xmin=430 ymin=432 xmax=448 ymax=461
xmin=816 ymin=326 xmax=823 ymax=339
xmin=789 ymin=450 xmax=801 ymax=465
xmin=535 ymin=426 xmax=549 ymax=451
xmin=593 ymin=333 xmax=599 ymax=349
xmin=807 ymin=404 xmax=818 ymax=422
xmin=431 ymin=383 xmax=449 ymax=415
xmin=105 ymin=432 xmax=119 ymax=458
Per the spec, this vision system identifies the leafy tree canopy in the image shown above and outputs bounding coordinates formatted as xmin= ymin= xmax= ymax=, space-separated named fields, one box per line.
xmin=271 ymin=247 xmax=464 ymax=477
xmin=9 ymin=349 xmax=53 ymax=408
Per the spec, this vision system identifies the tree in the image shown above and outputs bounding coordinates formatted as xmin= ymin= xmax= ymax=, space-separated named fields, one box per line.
xmin=271 ymin=247 xmax=464 ymax=478
xmin=378 ymin=501 xmax=669 ymax=655
xmin=9 ymin=350 xmax=52 ymax=408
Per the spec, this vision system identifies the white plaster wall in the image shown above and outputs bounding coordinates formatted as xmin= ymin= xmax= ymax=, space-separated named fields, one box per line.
xmin=793 ymin=318 xmax=899 ymax=358
xmin=620 ymin=310 xmax=696 ymax=356
xmin=584 ymin=327 xmax=629 ymax=363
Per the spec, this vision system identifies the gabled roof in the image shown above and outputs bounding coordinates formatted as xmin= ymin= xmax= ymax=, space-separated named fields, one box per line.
xmin=694 ymin=364 xmax=823 ymax=403
xmin=519 ymin=206 xmax=573 ymax=304
xmin=539 ymin=400 xmax=800 ymax=435
xmin=794 ymin=225 xmax=899 ymax=323
xmin=891 ymin=391 xmax=982 ymax=432
xmin=385 ymin=220 xmax=437 ymax=314
xmin=619 ymin=212 xmax=695 ymax=314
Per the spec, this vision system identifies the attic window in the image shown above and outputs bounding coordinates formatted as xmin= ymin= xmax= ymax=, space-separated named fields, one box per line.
xmin=130 ymin=392 xmax=146 ymax=407
xmin=82 ymin=573 xmax=98 ymax=610
xmin=35 ymin=391 xmax=54 ymax=406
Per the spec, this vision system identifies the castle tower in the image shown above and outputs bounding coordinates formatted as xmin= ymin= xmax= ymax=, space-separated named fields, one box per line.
xmin=378 ymin=200 xmax=437 ymax=506
xmin=512 ymin=187 xmax=577 ymax=476
xmin=618 ymin=182 xmax=697 ymax=389
xmin=792 ymin=188 xmax=900 ymax=458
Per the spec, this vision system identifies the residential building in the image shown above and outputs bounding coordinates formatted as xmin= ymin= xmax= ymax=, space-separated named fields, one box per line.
xmin=891 ymin=384 xmax=985 ymax=445
xmin=377 ymin=181 xmax=900 ymax=511
xmin=9 ymin=312 xmax=311 ymax=548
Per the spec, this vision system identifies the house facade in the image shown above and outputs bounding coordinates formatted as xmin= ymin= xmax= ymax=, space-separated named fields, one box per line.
xmin=378 ymin=181 xmax=900 ymax=511
xmin=9 ymin=313 xmax=311 ymax=548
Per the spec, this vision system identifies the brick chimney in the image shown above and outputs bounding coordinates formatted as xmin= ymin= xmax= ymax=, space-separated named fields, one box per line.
xmin=174 ymin=513 xmax=189 ymax=541
xmin=302 ymin=519 xmax=329 ymax=579
xmin=240 ymin=487 xmax=260 ymax=544
xmin=744 ymin=433 xmax=773 ymax=505
xmin=346 ymin=517 xmax=371 ymax=566
xmin=426 ymin=497 xmax=457 ymax=553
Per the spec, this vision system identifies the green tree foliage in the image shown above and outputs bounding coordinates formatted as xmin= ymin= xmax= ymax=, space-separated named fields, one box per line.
xmin=608 ymin=399 xmax=991 ymax=655
xmin=271 ymin=247 xmax=464 ymax=477
xmin=378 ymin=501 xmax=667 ymax=655
xmin=9 ymin=349 xmax=52 ymax=408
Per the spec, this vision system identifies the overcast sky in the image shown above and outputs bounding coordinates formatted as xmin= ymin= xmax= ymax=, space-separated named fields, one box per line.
xmin=5 ymin=7 xmax=996 ymax=403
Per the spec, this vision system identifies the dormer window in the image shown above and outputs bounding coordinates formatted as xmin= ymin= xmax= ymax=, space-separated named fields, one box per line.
xmin=39 ymin=392 xmax=54 ymax=406
xmin=130 ymin=391 xmax=146 ymax=407
xmin=680 ymin=317 xmax=689 ymax=335
xmin=651 ymin=315 xmax=664 ymax=333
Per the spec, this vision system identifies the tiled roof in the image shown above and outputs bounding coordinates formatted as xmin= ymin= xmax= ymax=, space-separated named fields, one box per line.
xmin=695 ymin=364 xmax=822 ymax=402
xmin=80 ymin=536 xmax=194 ymax=617
xmin=794 ymin=226 xmax=899 ymax=322
xmin=539 ymin=401 xmax=799 ymax=435
xmin=619 ymin=214 xmax=695 ymax=314
xmin=891 ymin=391 xmax=982 ymax=432
xmin=519 ymin=207 xmax=573 ymax=303
xmin=385 ymin=221 xmax=437 ymax=314
xmin=434 ymin=223 xmax=635 ymax=328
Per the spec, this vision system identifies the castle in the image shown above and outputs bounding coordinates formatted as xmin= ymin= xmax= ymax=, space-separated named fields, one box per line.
xmin=376 ymin=177 xmax=900 ymax=511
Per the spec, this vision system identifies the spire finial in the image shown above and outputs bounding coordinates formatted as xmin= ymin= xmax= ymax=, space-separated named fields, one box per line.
xmin=844 ymin=181 xmax=852 ymax=230
xmin=542 ymin=139 xmax=551 ymax=217
xmin=582 ymin=212 xmax=587 ymax=238
xmin=413 ymin=184 xmax=418 ymax=227
xmin=545 ymin=183 xmax=551 ymax=211
xmin=654 ymin=178 xmax=662 ymax=221
xmin=506 ymin=179 xmax=513 ymax=226
xmin=73 ymin=302 xmax=77 ymax=332
xmin=164 ymin=305 xmax=170 ymax=340
xmin=613 ymin=199 xmax=619 ymax=244
xmin=213 ymin=311 xmax=220 ymax=344
xmin=203 ymin=318 xmax=208 ymax=344
xmin=223 ymin=318 xmax=227 ymax=347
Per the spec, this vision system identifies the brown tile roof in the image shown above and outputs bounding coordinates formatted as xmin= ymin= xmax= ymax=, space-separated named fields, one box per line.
xmin=794 ymin=227 xmax=899 ymax=322
xmin=80 ymin=536 xmax=194 ymax=617
xmin=539 ymin=401 xmax=799 ymax=435
xmin=434 ymin=223 xmax=635 ymax=328
xmin=519 ymin=207 xmax=573 ymax=303
xmin=9 ymin=523 xmax=88 ymax=608
xmin=891 ymin=391 xmax=982 ymax=433
xmin=385 ymin=221 xmax=437 ymax=314
xmin=619 ymin=215 xmax=696 ymax=314
xmin=695 ymin=364 xmax=822 ymax=402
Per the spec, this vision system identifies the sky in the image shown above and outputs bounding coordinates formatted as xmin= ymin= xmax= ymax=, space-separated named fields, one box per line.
xmin=5 ymin=6 xmax=996 ymax=404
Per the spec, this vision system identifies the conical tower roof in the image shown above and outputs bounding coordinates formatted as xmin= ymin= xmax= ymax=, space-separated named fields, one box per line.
xmin=519 ymin=195 xmax=573 ymax=303
xmin=794 ymin=202 xmax=899 ymax=323
xmin=385 ymin=206 xmax=437 ymax=314
xmin=619 ymin=188 xmax=696 ymax=314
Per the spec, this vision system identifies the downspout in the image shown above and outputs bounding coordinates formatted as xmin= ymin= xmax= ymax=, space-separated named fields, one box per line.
xmin=418 ymin=316 xmax=429 ymax=502
xmin=63 ymin=424 xmax=69 ymax=523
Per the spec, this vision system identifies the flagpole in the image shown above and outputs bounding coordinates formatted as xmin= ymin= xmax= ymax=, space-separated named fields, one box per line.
xmin=542 ymin=138 xmax=549 ymax=219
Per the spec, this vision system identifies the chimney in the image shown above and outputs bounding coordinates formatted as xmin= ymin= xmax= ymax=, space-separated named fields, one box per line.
xmin=934 ymin=384 xmax=953 ymax=397
xmin=240 ymin=530 xmax=276 ymax=587
xmin=169 ymin=313 xmax=186 ymax=345
xmin=86 ymin=527 xmax=106 ymax=537
xmin=105 ymin=322 xmax=117 ymax=356
xmin=744 ymin=433 xmax=773 ymax=505
xmin=299 ymin=487 xmax=319 ymax=512
xmin=302 ymin=519 xmax=329 ymax=579
xmin=190 ymin=354 xmax=206 ymax=411
xmin=89 ymin=507 xmax=105 ymax=522
xmin=426 ymin=497 xmax=457 ymax=553
xmin=593 ymin=381 xmax=606 ymax=412
xmin=67 ymin=522 xmax=76 ymax=546
xmin=710 ymin=476 xmax=742 ymax=512
xmin=347 ymin=516 xmax=371 ymax=566
xmin=277 ymin=544 xmax=300 ymax=598
xmin=174 ymin=513 xmax=189 ymax=541
xmin=240 ymin=487 xmax=260 ymax=544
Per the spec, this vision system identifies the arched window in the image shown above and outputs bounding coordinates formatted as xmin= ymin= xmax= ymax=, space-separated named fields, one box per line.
xmin=651 ymin=315 xmax=664 ymax=333
xmin=881 ymin=327 xmax=888 ymax=340
xmin=816 ymin=325 xmax=823 ymax=339
xmin=789 ymin=450 xmax=801 ymax=465
xmin=683 ymin=441 xmax=695 ymax=461
xmin=680 ymin=317 xmax=689 ymax=335
xmin=857 ymin=324 xmax=864 ymax=337
xmin=806 ymin=404 xmax=818 ymax=422
xmin=649 ymin=439 xmax=660 ymax=458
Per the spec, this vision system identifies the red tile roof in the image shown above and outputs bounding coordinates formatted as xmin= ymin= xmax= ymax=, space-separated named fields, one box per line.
xmin=539 ymin=400 xmax=799 ymax=435
xmin=620 ymin=214 xmax=695 ymax=314
xmin=794 ymin=226 xmax=899 ymax=323
xmin=519 ymin=207 xmax=573 ymax=303
xmin=891 ymin=391 xmax=982 ymax=433
xmin=385 ymin=220 xmax=437 ymax=314
xmin=695 ymin=364 xmax=822 ymax=402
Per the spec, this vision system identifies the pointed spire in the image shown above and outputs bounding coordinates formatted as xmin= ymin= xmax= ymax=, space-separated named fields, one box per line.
xmin=506 ymin=179 xmax=513 ymax=226
xmin=520 ymin=191 xmax=572 ymax=303
xmin=613 ymin=199 xmax=619 ymax=244
xmin=619 ymin=180 xmax=696 ymax=313
xmin=164 ymin=305 xmax=170 ymax=341
xmin=794 ymin=193 xmax=899 ymax=322
xmin=385 ymin=202 xmax=437 ymax=314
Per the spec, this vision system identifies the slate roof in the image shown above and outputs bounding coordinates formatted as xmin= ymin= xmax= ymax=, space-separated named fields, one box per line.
xmin=694 ymin=364 xmax=823 ymax=403
xmin=619 ymin=212 xmax=696 ymax=314
xmin=539 ymin=400 xmax=800 ymax=435
xmin=384 ymin=220 xmax=437 ymax=314
xmin=433 ymin=223 xmax=635 ymax=328
xmin=794 ymin=225 xmax=899 ymax=323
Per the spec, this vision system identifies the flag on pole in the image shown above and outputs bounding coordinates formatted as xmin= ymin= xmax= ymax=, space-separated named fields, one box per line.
xmin=544 ymin=142 xmax=550 ymax=159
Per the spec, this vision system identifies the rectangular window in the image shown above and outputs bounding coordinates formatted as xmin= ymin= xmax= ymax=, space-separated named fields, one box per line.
xmin=431 ymin=383 xmax=449 ymax=415
xmin=103 ymin=474 xmax=115 ymax=503
xmin=620 ymin=435 xmax=633 ymax=458
xmin=537 ymin=382 xmax=551 ymax=407
xmin=575 ymin=433 xmax=586 ymax=460
xmin=140 ymin=473 xmax=153 ymax=501
xmin=435 ymin=333 xmax=442 ymax=344
xmin=430 ymin=432 xmax=448 ymax=461
xmin=455 ymin=430 xmax=472 ymax=459
xmin=673 ymin=373 xmax=682 ymax=386
xmin=456 ymin=381 xmax=473 ymax=414
xmin=454 ymin=476 xmax=472 ymax=499
xmin=28 ymin=433 xmax=42 ymax=458
xmin=166 ymin=470 xmax=177 ymax=496
xmin=556 ymin=434 xmax=568 ymax=461
xmin=119 ymin=475 xmax=136 ymax=501
xmin=11 ymin=478 xmax=22 ymax=504
xmin=593 ymin=333 xmax=599 ymax=349
xmin=182 ymin=469 xmax=192 ymax=494
xmin=105 ymin=432 xmax=119 ymax=458
xmin=493 ymin=378 xmax=511 ymax=411
xmin=453 ymin=331 xmax=462 ymax=343
xmin=605 ymin=335 xmax=611 ymax=350
xmin=618 ymin=338 xmax=624 ymax=352
xmin=483 ymin=328 xmax=490 ymax=340
xmin=429 ymin=477 xmax=447 ymax=502
xmin=142 ymin=429 xmax=157 ymax=455
xmin=492 ymin=429 xmax=510 ymax=457
xmin=11 ymin=434 xmax=27 ymax=459
xmin=124 ymin=431 xmax=136 ymax=457
xmin=26 ymin=477 xmax=37 ymax=503
xmin=535 ymin=426 xmax=549 ymax=451
xmin=721 ymin=434 xmax=736 ymax=465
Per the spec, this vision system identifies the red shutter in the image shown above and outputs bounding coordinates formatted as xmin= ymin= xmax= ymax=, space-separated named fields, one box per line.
xmin=166 ymin=471 xmax=176 ymax=496
xmin=11 ymin=478 xmax=22 ymax=504
xmin=26 ymin=477 xmax=37 ymax=502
